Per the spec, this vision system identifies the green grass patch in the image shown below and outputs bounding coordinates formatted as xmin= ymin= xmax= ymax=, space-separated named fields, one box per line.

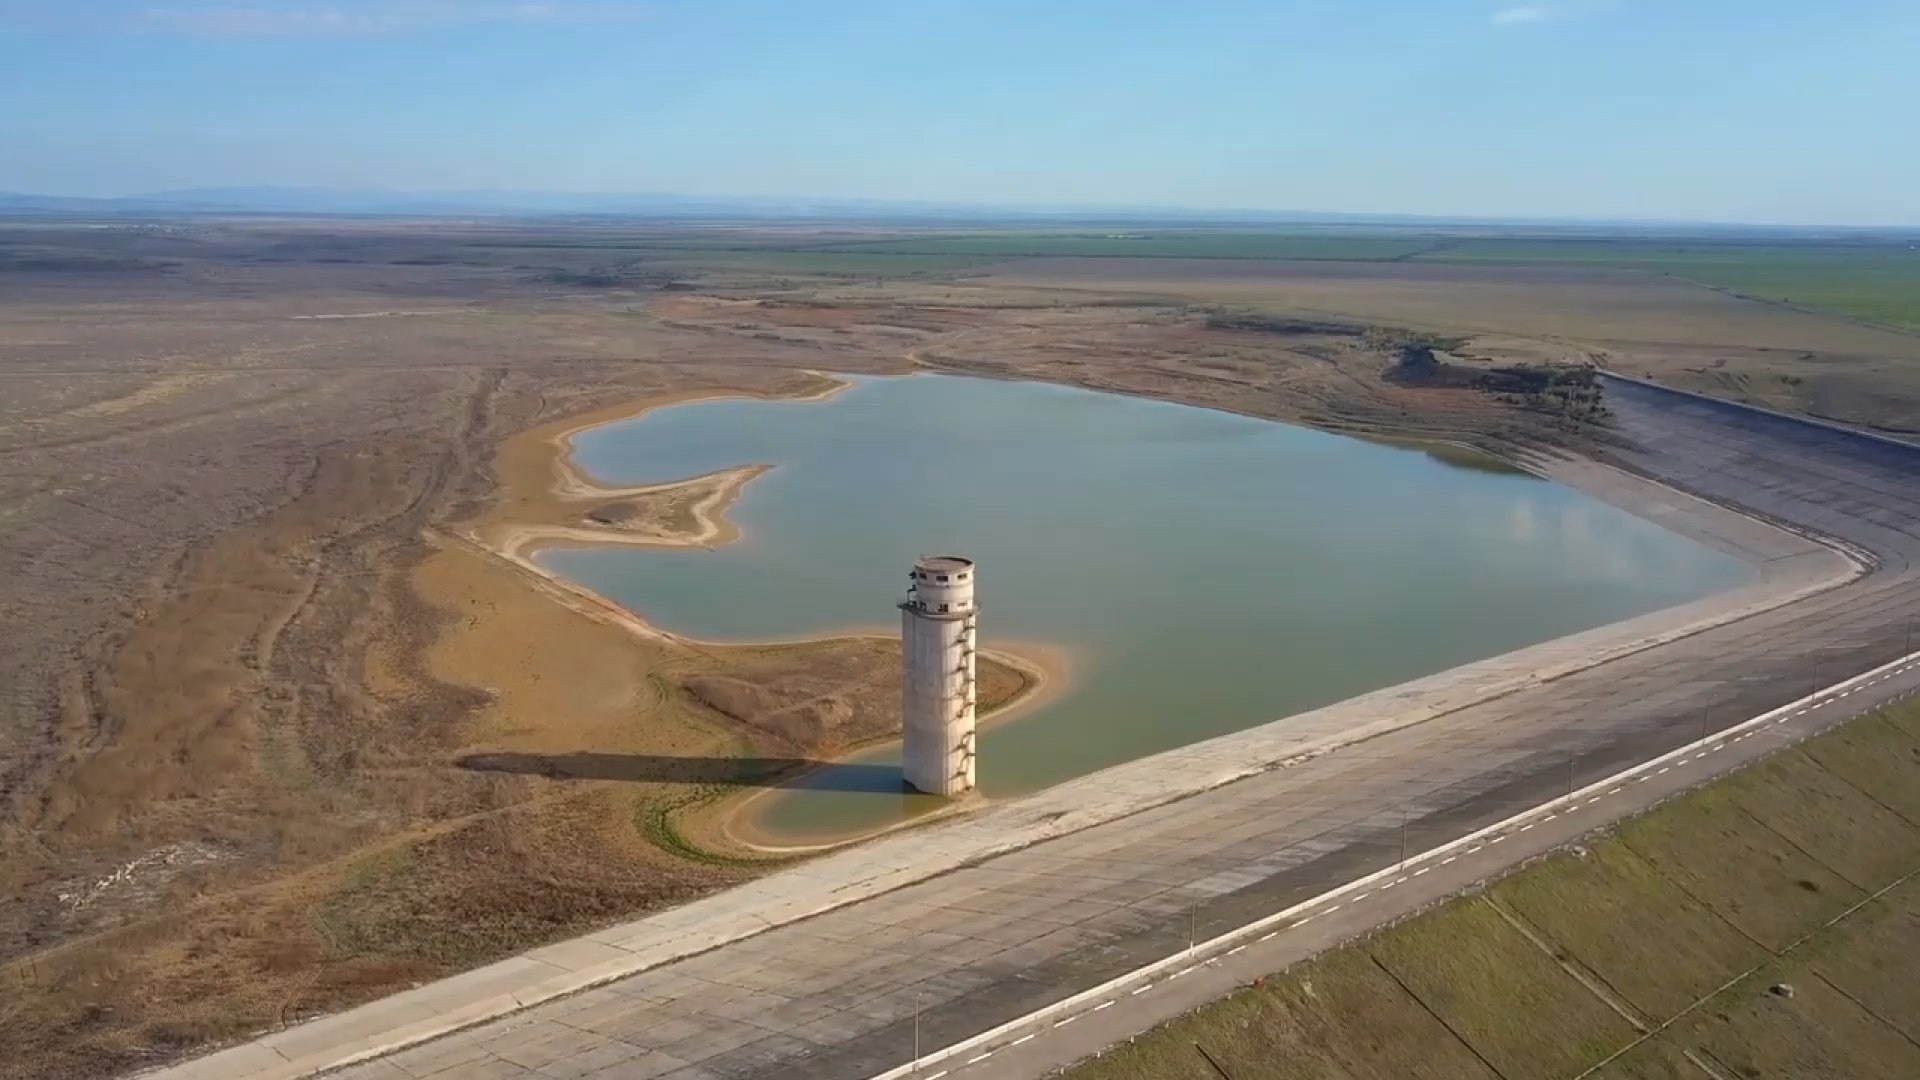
xmin=1593 ymin=1035 xmax=1711 ymax=1080
xmin=1663 ymin=954 xmax=1920 ymax=1080
xmin=814 ymin=230 xmax=1431 ymax=262
xmin=1615 ymin=784 xmax=1860 ymax=951
xmin=1417 ymin=239 xmax=1920 ymax=331
xmin=1493 ymin=842 xmax=1762 ymax=1018
xmin=1723 ymin=747 xmax=1920 ymax=891
xmin=1062 ymin=948 xmax=1501 ymax=1080
xmin=644 ymin=249 xmax=985 ymax=277
xmin=1368 ymin=899 xmax=1639 ymax=1079
xmin=1797 ymin=712 xmax=1920 ymax=823
xmin=1883 ymin=697 xmax=1920 ymax=740
xmin=1804 ymin=877 xmax=1920 ymax=1044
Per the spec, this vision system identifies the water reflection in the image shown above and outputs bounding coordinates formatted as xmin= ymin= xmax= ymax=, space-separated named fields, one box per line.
xmin=540 ymin=374 xmax=1753 ymax=842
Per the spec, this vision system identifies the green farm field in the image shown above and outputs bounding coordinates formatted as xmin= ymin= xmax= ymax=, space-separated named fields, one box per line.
xmin=1066 ymin=698 xmax=1920 ymax=1080
xmin=810 ymin=231 xmax=1433 ymax=262
xmin=639 ymin=227 xmax=1920 ymax=332
xmin=1417 ymin=239 xmax=1920 ymax=332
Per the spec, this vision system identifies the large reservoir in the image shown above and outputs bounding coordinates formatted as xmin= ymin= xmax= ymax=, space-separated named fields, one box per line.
xmin=538 ymin=374 xmax=1752 ymax=842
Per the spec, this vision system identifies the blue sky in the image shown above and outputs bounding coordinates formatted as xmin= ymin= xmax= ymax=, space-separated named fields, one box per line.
xmin=2 ymin=1 xmax=1917 ymax=224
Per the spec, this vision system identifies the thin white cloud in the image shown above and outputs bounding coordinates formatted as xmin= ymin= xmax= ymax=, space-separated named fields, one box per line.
xmin=1490 ymin=5 xmax=1557 ymax=25
xmin=1489 ymin=0 xmax=1619 ymax=26
xmin=135 ymin=2 xmax=645 ymax=37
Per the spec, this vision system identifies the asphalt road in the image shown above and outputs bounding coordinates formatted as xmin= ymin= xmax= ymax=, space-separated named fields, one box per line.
xmin=324 ymin=376 xmax=1920 ymax=1080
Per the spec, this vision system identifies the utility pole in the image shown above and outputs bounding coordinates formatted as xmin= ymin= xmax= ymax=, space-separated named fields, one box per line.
xmin=913 ymin=990 xmax=923 ymax=1074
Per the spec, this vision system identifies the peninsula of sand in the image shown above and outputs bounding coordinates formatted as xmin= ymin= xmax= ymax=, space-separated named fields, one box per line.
xmin=435 ymin=371 xmax=1058 ymax=857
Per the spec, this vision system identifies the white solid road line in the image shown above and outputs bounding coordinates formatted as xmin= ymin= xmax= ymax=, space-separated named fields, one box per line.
xmin=871 ymin=648 xmax=1920 ymax=1080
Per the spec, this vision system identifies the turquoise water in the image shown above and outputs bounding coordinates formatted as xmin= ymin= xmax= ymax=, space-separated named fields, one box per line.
xmin=538 ymin=374 xmax=1752 ymax=841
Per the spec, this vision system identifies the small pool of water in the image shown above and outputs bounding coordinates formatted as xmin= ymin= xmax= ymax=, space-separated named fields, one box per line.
xmin=538 ymin=374 xmax=1753 ymax=842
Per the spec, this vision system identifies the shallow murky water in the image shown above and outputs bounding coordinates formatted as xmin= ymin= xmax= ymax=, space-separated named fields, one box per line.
xmin=539 ymin=374 xmax=1751 ymax=842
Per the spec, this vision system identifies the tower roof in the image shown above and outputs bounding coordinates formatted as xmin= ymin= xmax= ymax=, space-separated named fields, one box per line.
xmin=915 ymin=555 xmax=974 ymax=574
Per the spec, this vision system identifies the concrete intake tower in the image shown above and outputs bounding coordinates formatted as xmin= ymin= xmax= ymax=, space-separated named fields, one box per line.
xmin=900 ymin=555 xmax=978 ymax=796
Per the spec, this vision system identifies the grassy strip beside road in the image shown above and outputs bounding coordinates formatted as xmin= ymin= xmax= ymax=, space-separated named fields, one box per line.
xmin=1065 ymin=699 xmax=1920 ymax=1080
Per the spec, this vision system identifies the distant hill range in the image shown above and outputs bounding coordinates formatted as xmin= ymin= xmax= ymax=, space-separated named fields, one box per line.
xmin=0 ymin=186 xmax=1315 ymax=222
xmin=1 ymin=187 xmax=1913 ymax=237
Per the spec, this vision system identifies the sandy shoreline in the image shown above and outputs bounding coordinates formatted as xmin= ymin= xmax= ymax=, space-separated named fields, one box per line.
xmin=451 ymin=370 xmax=1069 ymax=849
xmin=461 ymin=366 xmax=1844 ymax=852
xmin=717 ymin=637 xmax=1074 ymax=853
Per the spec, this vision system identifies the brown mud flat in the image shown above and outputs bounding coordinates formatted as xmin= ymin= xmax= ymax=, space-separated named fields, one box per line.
xmin=0 ymin=220 xmax=1888 ymax=1078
